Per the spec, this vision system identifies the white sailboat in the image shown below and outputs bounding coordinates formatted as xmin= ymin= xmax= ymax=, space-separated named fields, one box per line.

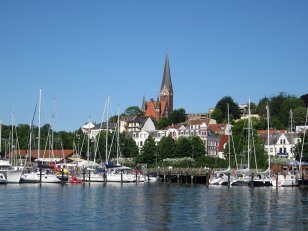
xmin=231 ymin=99 xmax=253 ymax=186
xmin=0 ymin=115 xmax=23 ymax=183
xmin=105 ymin=104 xmax=143 ymax=183
xmin=35 ymin=89 xmax=62 ymax=183
xmin=251 ymin=103 xmax=272 ymax=186
xmin=210 ymin=104 xmax=233 ymax=186
xmin=272 ymin=109 xmax=297 ymax=187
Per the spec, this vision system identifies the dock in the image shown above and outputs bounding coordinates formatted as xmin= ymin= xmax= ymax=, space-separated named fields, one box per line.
xmin=152 ymin=168 xmax=211 ymax=185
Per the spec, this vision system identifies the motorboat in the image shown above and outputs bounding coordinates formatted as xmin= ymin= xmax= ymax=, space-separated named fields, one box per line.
xmin=0 ymin=159 xmax=22 ymax=183
xmin=272 ymin=173 xmax=298 ymax=187
xmin=0 ymin=173 xmax=7 ymax=184
xmin=20 ymin=168 xmax=40 ymax=183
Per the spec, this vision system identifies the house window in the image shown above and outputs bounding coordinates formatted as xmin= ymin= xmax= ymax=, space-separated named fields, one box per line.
xmin=140 ymin=141 xmax=143 ymax=146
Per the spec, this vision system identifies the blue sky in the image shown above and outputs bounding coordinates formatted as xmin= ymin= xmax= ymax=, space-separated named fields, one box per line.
xmin=0 ymin=1 xmax=307 ymax=131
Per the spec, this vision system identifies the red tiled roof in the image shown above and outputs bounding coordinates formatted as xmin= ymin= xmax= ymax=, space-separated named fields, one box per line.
xmin=218 ymin=135 xmax=229 ymax=152
xmin=7 ymin=150 xmax=75 ymax=159
xmin=257 ymin=129 xmax=286 ymax=135
xmin=208 ymin=124 xmax=226 ymax=133
xmin=188 ymin=119 xmax=210 ymax=126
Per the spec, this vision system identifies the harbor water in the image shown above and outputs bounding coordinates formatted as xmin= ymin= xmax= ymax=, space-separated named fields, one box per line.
xmin=1 ymin=183 xmax=308 ymax=230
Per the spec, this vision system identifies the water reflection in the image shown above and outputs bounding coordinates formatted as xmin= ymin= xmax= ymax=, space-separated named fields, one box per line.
xmin=1 ymin=184 xmax=308 ymax=230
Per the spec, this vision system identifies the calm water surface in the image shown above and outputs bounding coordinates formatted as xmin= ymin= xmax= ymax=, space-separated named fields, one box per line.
xmin=0 ymin=183 xmax=308 ymax=230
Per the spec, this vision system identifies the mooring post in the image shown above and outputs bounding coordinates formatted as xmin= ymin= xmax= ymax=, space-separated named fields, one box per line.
xmin=121 ymin=170 xmax=123 ymax=183
xmin=205 ymin=173 xmax=209 ymax=187
xmin=251 ymin=173 xmax=254 ymax=187
xmin=39 ymin=167 xmax=42 ymax=184
xmin=61 ymin=169 xmax=64 ymax=185
xmin=276 ymin=172 xmax=278 ymax=188
xmin=228 ymin=173 xmax=230 ymax=188
xmin=88 ymin=170 xmax=91 ymax=184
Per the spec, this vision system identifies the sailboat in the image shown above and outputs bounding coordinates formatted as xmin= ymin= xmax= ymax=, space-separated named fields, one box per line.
xmin=210 ymin=104 xmax=233 ymax=186
xmin=104 ymin=105 xmax=143 ymax=183
xmin=0 ymin=115 xmax=23 ymax=183
xmin=271 ymin=109 xmax=297 ymax=187
xmin=20 ymin=104 xmax=40 ymax=183
xmin=34 ymin=89 xmax=63 ymax=183
xmin=250 ymin=103 xmax=272 ymax=187
xmin=231 ymin=99 xmax=254 ymax=186
xmin=296 ymin=108 xmax=308 ymax=186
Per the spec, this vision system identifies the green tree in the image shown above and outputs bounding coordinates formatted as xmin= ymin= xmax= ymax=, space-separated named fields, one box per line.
xmin=294 ymin=133 xmax=308 ymax=162
xmin=189 ymin=136 xmax=205 ymax=159
xmin=169 ymin=108 xmax=187 ymax=124
xmin=300 ymin=94 xmax=308 ymax=107
xmin=175 ymin=137 xmax=192 ymax=158
xmin=156 ymin=117 xmax=170 ymax=130
xmin=211 ymin=96 xmax=240 ymax=123
xmin=229 ymin=118 xmax=268 ymax=169
xmin=138 ymin=135 xmax=157 ymax=164
xmin=124 ymin=106 xmax=143 ymax=116
xmin=157 ymin=135 xmax=176 ymax=160
xmin=122 ymin=135 xmax=139 ymax=158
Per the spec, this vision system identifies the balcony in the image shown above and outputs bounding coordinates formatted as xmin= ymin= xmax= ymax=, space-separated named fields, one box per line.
xmin=277 ymin=152 xmax=288 ymax=157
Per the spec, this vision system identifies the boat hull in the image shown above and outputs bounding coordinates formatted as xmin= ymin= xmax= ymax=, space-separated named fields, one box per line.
xmin=0 ymin=170 xmax=22 ymax=183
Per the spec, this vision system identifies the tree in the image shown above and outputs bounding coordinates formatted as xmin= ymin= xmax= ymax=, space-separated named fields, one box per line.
xmin=168 ymin=108 xmax=187 ymax=124
xmin=188 ymin=136 xmax=205 ymax=159
xmin=175 ymin=137 xmax=192 ymax=158
xmin=294 ymin=133 xmax=308 ymax=162
xmin=156 ymin=117 xmax=170 ymax=130
xmin=124 ymin=106 xmax=143 ymax=116
xmin=300 ymin=94 xmax=308 ymax=107
xmin=293 ymin=107 xmax=307 ymax=127
xmin=229 ymin=118 xmax=268 ymax=169
xmin=157 ymin=135 xmax=176 ymax=160
xmin=138 ymin=135 xmax=157 ymax=164
xmin=268 ymin=92 xmax=304 ymax=129
xmin=211 ymin=96 xmax=240 ymax=123
xmin=121 ymin=135 xmax=139 ymax=158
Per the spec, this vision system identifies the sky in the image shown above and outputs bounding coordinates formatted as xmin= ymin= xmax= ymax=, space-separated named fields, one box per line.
xmin=0 ymin=1 xmax=307 ymax=131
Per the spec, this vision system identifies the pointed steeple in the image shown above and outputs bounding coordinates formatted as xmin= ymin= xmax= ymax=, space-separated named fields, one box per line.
xmin=141 ymin=95 xmax=146 ymax=112
xmin=156 ymin=96 xmax=160 ymax=109
xmin=160 ymin=50 xmax=173 ymax=92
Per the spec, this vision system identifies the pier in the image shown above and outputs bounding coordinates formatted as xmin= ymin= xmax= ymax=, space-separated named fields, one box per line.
xmin=153 ymin=168 xmax=211 ymax=185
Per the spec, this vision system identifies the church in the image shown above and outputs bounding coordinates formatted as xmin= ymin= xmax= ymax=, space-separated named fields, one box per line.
xmin=142 ymin=52 xmax=174 ymax=121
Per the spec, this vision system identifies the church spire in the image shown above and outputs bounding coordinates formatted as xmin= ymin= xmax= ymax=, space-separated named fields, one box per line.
xmin=160 ymin=50 xmax=173 ymax=92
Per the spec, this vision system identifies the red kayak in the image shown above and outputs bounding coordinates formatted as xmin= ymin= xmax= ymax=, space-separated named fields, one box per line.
xmin=69 ymin=176 xmax=84 ymax=184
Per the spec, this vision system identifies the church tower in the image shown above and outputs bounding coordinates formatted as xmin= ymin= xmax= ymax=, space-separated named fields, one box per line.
xmin=160 ymin=51 xmax=173 ymax=115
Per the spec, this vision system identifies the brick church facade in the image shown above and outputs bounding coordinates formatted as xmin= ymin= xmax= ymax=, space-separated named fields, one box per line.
xmin=142 ymin=53 xmax=174 ymax=121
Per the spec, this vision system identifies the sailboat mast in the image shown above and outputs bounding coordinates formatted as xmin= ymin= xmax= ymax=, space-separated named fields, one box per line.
xmin=299 ymin=108 xmax=308 ymax=174
xmin=38 ymin=89 xmax=42 ymax=161
xmin=227 ymin=103 xmax=231 ymax=170
xmin=11 ymin=111 xmax=14 ymax=164
xmin=87 ymin=117 xmax=90 ymax=163
xmin=247 ymin=98 xmax=251 ymax=170
xmin=266 ymin=103 xmax=271 ymax=174
xmin=105 ymin=96 xmax=109 ymax=164
xmin=0 ymin=119 xmax=2 ymax=153
xmin=116 ymin=106 xmax=120 ymax=165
